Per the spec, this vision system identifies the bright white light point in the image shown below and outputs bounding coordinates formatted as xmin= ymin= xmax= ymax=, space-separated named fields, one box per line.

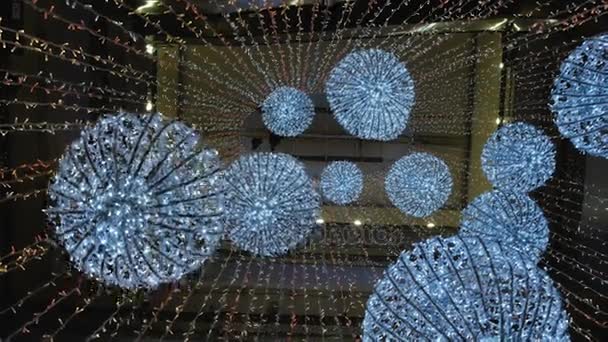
xmin=146 ymin=101 xmax=153 ymax=111
xmin=146 ymin=44 xmax=154 ymax=54
xmin=499 ymin=62 xmax=504 ymax=69
xmin=426 ymin=222 xmax=436 ymax=228
xmin=353 ymin=219 xmax=362 ymax=226
xmin=496 ymin=118 xmax=501 ymax=124
xmin=136 ymin=0 xmax=159 ymax=13
xmin=316 ymin=218 xmax=325 ymax=224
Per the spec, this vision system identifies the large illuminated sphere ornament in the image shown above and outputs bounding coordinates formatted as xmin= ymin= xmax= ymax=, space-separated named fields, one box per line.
xmin=320 ymin=161 xmax=363 ymax=205
xmin=460 ymin=190 xmax=549 ymax=261
xmin=385 ymin=152 xmax=452 ymax=217
xmin=47 ymin=113 xmax=224 ymax=289
xmin=261 ymin=86 xmax=315 ymax=137
xmin=481 ymin=122 xmax=555 ymax=192
xmin=551 ymin=35 xmax=608 ymax=158
xmin=363 ymin=235 xmax=570 ymax=341
xmin=223 ymin=152 xmax=320 ymax=257
xmin=325 ymin=49 xmax=415 ymax=141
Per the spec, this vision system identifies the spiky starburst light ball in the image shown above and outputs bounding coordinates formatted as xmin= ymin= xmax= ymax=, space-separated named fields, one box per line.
xmin=48 ymin=112 xmax=223 ymax=289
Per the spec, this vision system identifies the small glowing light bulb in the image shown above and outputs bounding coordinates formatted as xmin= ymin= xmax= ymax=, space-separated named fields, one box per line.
xmin=146 ymin=101 xmax=153 ymax=111
xmin=353 ymin=219 xmax=362 ymax=226
xmin=146 ymin=44 xmax=155 ymax=55
xmin=426 ymin=222 xmax=436 ymax=228
xmin=316 ymin=218 xmax=325 ymax=224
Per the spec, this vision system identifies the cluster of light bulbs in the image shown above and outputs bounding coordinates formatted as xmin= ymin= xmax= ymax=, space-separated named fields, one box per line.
xmin=551 ymin=33 xmax=608 ymax=159
xmin=48 ymin=112 xmax=224 ymax=289
xmin=261 ymin=48 xmax=415 ymax=141
xmin=222 ymin=152 xmax=320 ymax=257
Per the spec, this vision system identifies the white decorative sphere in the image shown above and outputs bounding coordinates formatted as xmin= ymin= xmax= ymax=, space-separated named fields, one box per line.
xmin=320 ymin=161 xmax=363 ymax=205
xmin=223 ymin=152 xmax=320 ymax=257
xmin=385 ymin=152 xmax=452 ymax=217
xmin=47 ymin=112 xmax=224 ymax=289
xmin=481 ymin=122 xmax=555 ymax=192
xmin=261 ymin=86 xmax=315 ymax=137
xmin=363 ymin=235 xmax=570 ymax=341
xmin=460 ymin=190 xmax=549 ymax=261
xmin=325 ymin=49 xmax=415 ymax=141
xmin=551 ymin=34 xmax=608 ymax=159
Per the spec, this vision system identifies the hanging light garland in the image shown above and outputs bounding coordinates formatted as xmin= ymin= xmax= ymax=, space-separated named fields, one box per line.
xmin=0 ymin=1 xmax=606 ymax=340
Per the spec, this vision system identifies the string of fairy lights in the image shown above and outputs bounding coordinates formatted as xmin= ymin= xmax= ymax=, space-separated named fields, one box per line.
xmin=0 ymin=0 xmax=606 ymax=340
